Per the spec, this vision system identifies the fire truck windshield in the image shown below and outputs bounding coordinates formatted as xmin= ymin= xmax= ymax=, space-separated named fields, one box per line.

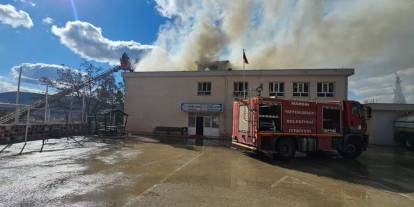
xmin=352 ymin=103 xmax=365 ymax=119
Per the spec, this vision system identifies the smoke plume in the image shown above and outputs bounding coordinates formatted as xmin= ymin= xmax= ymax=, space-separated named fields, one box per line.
xmin=135 ymin=0 xmax=414 ymax=102
xmin=137 ymin=0 xmax=414 ymax=73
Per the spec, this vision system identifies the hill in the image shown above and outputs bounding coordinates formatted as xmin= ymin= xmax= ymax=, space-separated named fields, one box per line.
xmin=0 ymin=91 xmax=44 ymax=105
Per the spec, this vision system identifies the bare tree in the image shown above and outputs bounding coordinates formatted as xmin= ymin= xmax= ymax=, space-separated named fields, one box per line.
xmin=50 ymin=61 xmax=125 ymax=124
xmin=52 ymin=67 xmax=85 ymax=124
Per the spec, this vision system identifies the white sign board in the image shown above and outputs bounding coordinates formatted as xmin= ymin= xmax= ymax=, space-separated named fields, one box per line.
xmin=181 ymin=103 xmax=223 ymax=112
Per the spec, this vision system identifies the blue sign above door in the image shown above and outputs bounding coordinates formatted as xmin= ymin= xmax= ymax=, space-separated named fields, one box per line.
xmin=181 ymin=103 xmax=224 ymax=112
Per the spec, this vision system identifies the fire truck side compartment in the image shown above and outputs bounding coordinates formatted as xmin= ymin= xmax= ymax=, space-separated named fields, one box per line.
xmin=233 ymin=97 xmax=345 ymax=152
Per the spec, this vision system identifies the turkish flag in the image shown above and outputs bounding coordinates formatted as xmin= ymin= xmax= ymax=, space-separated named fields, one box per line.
xmin=243 ymin=49 xmax=249 ymax=64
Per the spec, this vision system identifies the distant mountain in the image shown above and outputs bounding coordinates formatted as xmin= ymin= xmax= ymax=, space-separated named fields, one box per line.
xmin=0 ymin=92 xmax=118 ymax=122
xmin=0 ymin=91 xmax=118 ymax=114
xmin=0 ymin=91 xmax=44 ymax=105
xmin=0 ymin=91 xmax=82 ymax=109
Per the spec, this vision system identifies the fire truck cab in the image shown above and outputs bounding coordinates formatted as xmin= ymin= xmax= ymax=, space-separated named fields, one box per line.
xmin=232 ymin=97 xmax=370 ymax=160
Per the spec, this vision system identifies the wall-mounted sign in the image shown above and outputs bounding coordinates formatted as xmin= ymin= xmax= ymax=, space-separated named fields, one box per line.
xmin=181 ymin=103 xmax=224 ymax=112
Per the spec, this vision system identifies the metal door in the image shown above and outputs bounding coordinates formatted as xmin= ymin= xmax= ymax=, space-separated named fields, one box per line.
xmin=196 ymin=117 xmax=204 ymax=136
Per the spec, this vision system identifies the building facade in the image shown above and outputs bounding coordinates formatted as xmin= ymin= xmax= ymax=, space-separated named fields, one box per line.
xmin=123 ymin=68 xmax=354 ymax=137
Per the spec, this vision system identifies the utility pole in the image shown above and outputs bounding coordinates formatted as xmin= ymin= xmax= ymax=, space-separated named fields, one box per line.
xmin=15 ymin=66 xmax=23 ymax=124
xmin=40 ymin=77 xmax=52 ymax=124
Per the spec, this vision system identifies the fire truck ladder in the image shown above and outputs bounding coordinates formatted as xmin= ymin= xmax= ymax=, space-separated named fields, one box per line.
xmin=0 ymin=65 xmax=132 ymax=124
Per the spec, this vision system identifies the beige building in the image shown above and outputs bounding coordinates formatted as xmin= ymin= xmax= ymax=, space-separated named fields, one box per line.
xmin=123 ymin=66 xmax=354 ymax=137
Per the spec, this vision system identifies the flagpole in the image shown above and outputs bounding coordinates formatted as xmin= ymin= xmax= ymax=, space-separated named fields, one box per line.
xmin=243 ymin=49 xmax=246 ymax=99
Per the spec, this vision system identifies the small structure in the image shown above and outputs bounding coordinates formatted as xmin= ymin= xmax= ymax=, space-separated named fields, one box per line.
xmin=94 ymin=109 xmax=128 ymax=137
xmin=365 ymin=103 xmax=414 ymax=145
xmin=196 ymin=60 xmax=231 ymax=71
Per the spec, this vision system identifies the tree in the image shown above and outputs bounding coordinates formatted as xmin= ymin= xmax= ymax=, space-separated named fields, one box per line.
xmin=53 ymin=67 xmax=86 ymax=124
xmin=79 ymin=60 xmax=102 ymax=121
xmin=50 ymin=61 xmax=125 ymax=124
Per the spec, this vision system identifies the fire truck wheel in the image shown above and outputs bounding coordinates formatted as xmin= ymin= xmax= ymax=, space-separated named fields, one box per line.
xmin=339 ymin=141 xmax=362 ymax=159
xmin=256 ymin=150 xmax=267 ymax=159
xmin=276 ymin=138 xmax=296 ymax=160
xmin=307 ymin=151 xmax=324 ymax=158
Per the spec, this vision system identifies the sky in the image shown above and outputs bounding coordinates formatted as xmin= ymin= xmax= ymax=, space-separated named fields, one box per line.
xmin=0 ymin=0 xmax=413 ymax=103
xmin=0 ymin=0 xmax=165 ymax=93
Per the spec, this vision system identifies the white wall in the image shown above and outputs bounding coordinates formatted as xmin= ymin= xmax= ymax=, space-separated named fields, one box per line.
xmin=367 ymin=110 xmax=414 ymax=145
xmin=368 ymin=111 xmax=399 ymax=145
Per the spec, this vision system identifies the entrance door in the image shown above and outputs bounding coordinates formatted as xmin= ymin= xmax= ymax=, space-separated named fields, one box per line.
xmin=196 ymin=117 xmax=204 ymax=136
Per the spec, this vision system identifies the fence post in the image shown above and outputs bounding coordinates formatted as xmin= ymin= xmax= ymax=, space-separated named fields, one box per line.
xmin=24 ymin=107 xmax=30 ymax=142
xmin=19 ymin=106 xmax=30 ymax=155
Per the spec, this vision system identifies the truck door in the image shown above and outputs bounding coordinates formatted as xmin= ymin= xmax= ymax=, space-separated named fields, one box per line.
xmin=238 ymin=104 xmax=250 ymax=144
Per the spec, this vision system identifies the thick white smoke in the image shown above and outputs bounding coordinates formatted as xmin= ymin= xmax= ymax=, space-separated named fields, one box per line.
xmin=137 ymin=0 xmax=414 ymax=74
xmin=136 ymin=0 xmax=414 ymax=102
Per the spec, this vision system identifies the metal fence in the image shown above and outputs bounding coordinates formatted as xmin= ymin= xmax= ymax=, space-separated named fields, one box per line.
xmin=0 ymin=102 xmax=85 ymax=124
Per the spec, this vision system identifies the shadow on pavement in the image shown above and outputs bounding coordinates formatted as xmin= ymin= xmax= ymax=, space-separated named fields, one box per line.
xmin=130 ymin=135 xmax=230 ymax=151
xmin=244 ymin=146 xmax=414 ymax=194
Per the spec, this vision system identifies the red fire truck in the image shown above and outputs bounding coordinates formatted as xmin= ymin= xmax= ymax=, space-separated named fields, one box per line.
xmin=232 ymin=97 xmax=370 ymax=159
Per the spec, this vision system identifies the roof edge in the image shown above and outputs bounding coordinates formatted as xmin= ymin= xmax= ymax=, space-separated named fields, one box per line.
xmin=124 ymin=68 xmax=355 ymax=78
xmin=365 ymin=103 xmax=414 ymax=111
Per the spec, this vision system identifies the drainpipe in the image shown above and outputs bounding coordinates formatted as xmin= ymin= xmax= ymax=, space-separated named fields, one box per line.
xmin=224 ymin=74 xmax=228 ymax=136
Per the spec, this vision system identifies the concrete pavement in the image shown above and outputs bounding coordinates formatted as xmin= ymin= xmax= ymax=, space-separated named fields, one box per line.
xmin=0 ymin=136 xmax=413 ymax=206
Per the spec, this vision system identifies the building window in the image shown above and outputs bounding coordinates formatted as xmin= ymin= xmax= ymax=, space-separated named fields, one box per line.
xmin=233 ymin=81 xmax=248 ymax=97
xmin=204 ymin=115 xmax=219 ymax=128
xmin=212 ymin=116 xmax=219 ymax=128
xmin=198 ymin=82 xmax=211 ymax=96
xmin=317 ymin=82 xmax=335 ymax=97
xmin=204 ymin=116 xmax=211 ymax=128
xmin=293 ymin=82 xmax=309 ymax=97
xmin=269 ymin=82 xmax=284 ymax=96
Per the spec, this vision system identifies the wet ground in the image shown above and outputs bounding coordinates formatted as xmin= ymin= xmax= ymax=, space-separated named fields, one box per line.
xmin=0 ymin=136 xmax=413 ymax=207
